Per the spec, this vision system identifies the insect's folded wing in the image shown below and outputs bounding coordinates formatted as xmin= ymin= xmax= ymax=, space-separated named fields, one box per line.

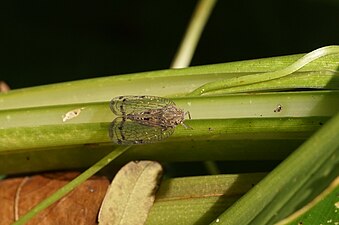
xmin=109 ymin=118 xmax=175 ymax=145
xmin=110 ymin=96 xmax=175 ymax=115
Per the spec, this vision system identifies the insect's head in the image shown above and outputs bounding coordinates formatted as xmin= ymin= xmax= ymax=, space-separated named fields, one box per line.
xmin=161 ymin=105 xmax=185 ymax=127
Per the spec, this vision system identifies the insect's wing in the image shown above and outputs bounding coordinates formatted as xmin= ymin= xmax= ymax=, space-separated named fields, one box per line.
xmin=110 ymin=95 xmax=175 ymax=116
xmin=109 ymin=117 xmax=175 ymax=145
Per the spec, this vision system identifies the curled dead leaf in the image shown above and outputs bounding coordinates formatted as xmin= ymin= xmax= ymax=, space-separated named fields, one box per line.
xmin=99 ymin=161 xmax=163 ymax=225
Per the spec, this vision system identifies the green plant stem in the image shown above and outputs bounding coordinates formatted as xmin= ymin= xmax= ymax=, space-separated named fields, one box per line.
xmin=188 ymin=45 xmax=339 ymax=96
xmin=204 ymin=70 xmax=339 ymax=95
xmin=1 ymin=91 xmax=339 ymax=174
xmin=171 ymin=0 xmax=218 ymax=68
xmin=209 ymin=110 xmax=339 ymax=225
xmin=1 ymin=52 xmax=338 ymax=110
xmin=1 ymin=91 xmax=338 ymax=151
xmin=146 ymin=173 xmax=266 ymax=225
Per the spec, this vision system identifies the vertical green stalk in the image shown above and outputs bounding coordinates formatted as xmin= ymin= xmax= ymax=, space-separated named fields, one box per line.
xmin=171 ymin=0 xmax=218 ymax=68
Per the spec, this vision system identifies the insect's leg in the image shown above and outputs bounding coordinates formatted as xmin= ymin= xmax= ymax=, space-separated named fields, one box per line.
xmin=179 ymin=111 xmax=192 ymax=129
xmin=181 ymin=122 xmax=193 ymax=130
xmin=185 ymin=111 xmax=192 ymax=120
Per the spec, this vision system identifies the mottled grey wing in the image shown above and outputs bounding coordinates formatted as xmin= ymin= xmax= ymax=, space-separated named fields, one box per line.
xmin=109 ymin=117 xmax=175 ymax=145
xmin=110 ymin=95 xmax=175 ymax=116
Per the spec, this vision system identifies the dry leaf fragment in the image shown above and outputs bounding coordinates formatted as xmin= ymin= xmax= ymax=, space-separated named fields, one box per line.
xmin=0 ymin=81 xmax=10 ymax=92
xmin=62 ymin=108 xmax=84 ymax=122
xmin=0 ymin=172 xmax=109 ymax=225
xmin=98 ymin=161 xmax=163 ymax=225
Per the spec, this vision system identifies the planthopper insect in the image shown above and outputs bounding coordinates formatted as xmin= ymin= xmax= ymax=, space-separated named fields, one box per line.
xmin=109 ymin=95 xmax=191 ymax=145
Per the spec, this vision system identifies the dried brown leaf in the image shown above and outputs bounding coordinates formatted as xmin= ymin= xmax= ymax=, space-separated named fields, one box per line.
xmin=0 ymin=81 xmax=10 ymax=92
xmin=0 ymin=172 xmax=109 ymax=225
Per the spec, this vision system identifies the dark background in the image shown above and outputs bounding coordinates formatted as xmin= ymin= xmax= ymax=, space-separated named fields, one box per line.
xmin=1 ymin=0 xmax=339 ymax=89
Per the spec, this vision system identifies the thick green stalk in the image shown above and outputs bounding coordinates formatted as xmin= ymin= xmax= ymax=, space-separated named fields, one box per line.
xmin=188 ymin=46 xmax=339 ymax=96
xmin=209 ymin=111 xmax=339 ymax=225
xmin=1 ymin=52 xmax=338 ymax=110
